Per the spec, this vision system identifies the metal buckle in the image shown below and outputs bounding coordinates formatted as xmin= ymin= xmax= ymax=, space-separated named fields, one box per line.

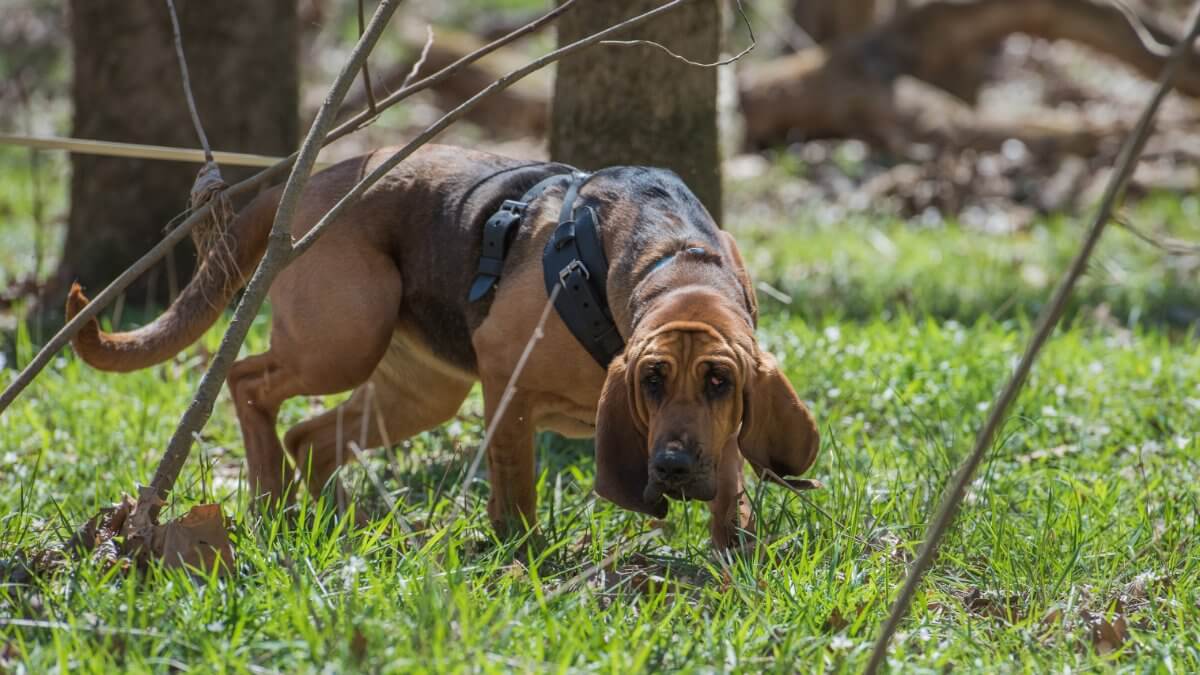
xmin=558 ymin=259 xmax=590 ymax=286
xmin=499 ymin=199 xmax=527 ymax=216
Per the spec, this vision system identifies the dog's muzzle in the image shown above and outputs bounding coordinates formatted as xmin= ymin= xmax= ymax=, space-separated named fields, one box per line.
xmin=643 ymin=440 xmax=717 ymax=503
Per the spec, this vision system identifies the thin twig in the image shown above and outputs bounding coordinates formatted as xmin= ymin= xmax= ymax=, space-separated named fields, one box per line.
xmin=444 ymin=285 xmax=560 ymax=525
xmin=147 ymin=0 xmax=406 ymax=503
xmin=1115 ymin=215 xmax=1200 ymax=255
xmin=599 ymin=0 xmax=753 ymax=68
xmin=761 ymin=468 xmax=880 ymax=552
xmin=293 ymin=0 xmax=698 ymax=257
xmin=327 ymin=0 xmax=580 ymax=142
xmin=0 ymin=617 xmax=177 ymax=642
xmin=347 ymin=441 xmax=414 ymax=534
xmin=542 ymin=527 xmax=663 ymax=603
xmin=401 ymin=25 xmax=436 ymax=91
xmin=0 ymin=133 xmax=305 ymax=168
xmin=863 ymin=4 xmax=1200 ymax=672
xmin=154 ymin=0 xmax=696 ymax=502
xmin=357 ymin=0 xmax=379 ymax=114
xmin=164 ymin=0 xmax=214 ymax=163
xmin=0 ymin=0 xmax=580 ymax=416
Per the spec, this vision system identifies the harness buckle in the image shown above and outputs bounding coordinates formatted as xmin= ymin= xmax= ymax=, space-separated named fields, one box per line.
xmin=499 ymin=199 xmax=527 ymax=216
xmin=558 ymin=258 xmax=590 ymax=286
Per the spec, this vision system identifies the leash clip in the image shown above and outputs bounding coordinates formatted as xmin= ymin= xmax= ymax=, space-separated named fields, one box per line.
xmin=558 ymin=258 xmax=590 ymax=286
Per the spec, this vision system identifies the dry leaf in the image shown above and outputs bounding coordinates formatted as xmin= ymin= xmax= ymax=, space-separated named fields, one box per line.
xmin=160 ymin=504 xmax=235 ymax=576
xmin=65 ymin=494 xmax=135 ymax=554
xmin=350 ymin=627 xmax=368 ymax=664
xmin=825 ymin=607 xmax=849 ymax=632
xmin=962 ymin=587 xmax=1026 ymax=622
xmin=1081 ymin=609 xmax=1128 ymax=654
xmin=1 ymin=640 xmax=20 ymax=665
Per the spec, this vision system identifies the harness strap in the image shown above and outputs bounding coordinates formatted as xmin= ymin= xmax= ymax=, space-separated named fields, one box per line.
xmin=467 ymin=169 xmax=626 ymax=369
xmin=468 ymin=173 xmax=573 ymax=302
xmin=542 ymin=172 xmax=625 ymax=368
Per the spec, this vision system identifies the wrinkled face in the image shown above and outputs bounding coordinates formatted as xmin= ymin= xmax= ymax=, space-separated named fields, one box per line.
xmin=629 ymin=322 xmax=747 ymax=504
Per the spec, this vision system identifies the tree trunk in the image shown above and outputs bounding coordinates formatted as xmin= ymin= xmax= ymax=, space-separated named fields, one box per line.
xmin=791 ymin=0 xmax=878 ymax=44
xmin=550 ymin=0 xmax=723 ymax=221
xmin=60 ymin=0 xmax=297 ymax=306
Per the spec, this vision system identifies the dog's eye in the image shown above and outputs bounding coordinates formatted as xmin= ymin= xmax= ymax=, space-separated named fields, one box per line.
xmin=705 ymin=371 xmax=731 ymax=399
xmin=642 ymin=365 xmax=667 ymax=399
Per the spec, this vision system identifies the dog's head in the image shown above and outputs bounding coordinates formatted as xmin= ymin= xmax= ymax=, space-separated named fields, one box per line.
xmin=593 ymin=286 xmax=820 ymax=516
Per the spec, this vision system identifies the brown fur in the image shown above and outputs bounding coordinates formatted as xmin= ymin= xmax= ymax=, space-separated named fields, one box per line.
xmin=66 ymin=144 xmax=819 ymax=549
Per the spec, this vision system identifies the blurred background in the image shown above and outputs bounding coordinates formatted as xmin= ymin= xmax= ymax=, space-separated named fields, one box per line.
xmin=1 ymin=0 xmax=1199 ymax=342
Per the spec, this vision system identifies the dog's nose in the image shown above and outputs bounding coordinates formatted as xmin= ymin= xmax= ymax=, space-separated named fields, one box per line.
xmin=650 ymin=445 xmax=695 ymax=486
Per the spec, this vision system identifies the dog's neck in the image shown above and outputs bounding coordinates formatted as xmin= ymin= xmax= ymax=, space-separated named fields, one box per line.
xmin=616 ymin=249 xmax=753 ymax=340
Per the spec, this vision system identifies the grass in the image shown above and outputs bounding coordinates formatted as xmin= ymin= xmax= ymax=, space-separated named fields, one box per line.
xmin=2 ymin=153 xmax=1199 ymax=672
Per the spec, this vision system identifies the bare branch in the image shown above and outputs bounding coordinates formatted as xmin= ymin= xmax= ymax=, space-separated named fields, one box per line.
xmin=599 ymin=0 xmax=754 ymax=68
xmin=0 ymin=0 xmax=580 ymax=415
xmin=542 ymin=526 xmax=663 ymax=602
xmin=446 ymin=285 xmax=560 ymax=526
xmin=401 ymin=25 xmax=436 ymax=91
xmin=863 ymin=4 xmax=1200 ymax=672
xmin=164 ymin=0 xmax=214 ymax=163
xmin=1115 ymin=215 xmax=1200 ymax=255
xmin=152 ymin=0 xmax=698 ymax=504
xmin=294 ymin=0 xmax=699 ymax=257
xmin=146 ymin=0 xmax=406 ymax=504
xmin=357 ymin=0 xmax=379 ymax=114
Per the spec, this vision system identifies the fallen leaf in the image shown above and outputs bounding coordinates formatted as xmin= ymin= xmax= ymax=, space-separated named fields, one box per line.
xmin=825 ymin=607 xmax=849 ymax=632
xmin=961 ymin=587 xmax=1026 ymax=623
xmin=64 ymin=494 xmax=135 ymax=554
xmin=159 ymin=504 xmax=235 ymax=576
xmin=2 ymin=639 xmax=20 ymax=661
xmin=1040 ymin=606 xmax=1063 ymax=629
xmin=350 ymin=627 xmax=368 ymax=664
xmin=1081 ymin=609 xmax=1128 ymax=654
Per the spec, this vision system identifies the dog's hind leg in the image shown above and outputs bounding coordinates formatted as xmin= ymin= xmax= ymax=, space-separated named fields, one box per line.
xmin=283 ymin=336 xmax=474 ymax=502
xmin=229 ymin=241 xmax=403 ymax=507
xmin=227 ymin=352 xmax=307 ymax=503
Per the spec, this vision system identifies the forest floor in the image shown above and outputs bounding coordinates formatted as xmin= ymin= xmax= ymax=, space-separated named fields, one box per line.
xmin=2 ymin=147 xmax=1199 ymax=671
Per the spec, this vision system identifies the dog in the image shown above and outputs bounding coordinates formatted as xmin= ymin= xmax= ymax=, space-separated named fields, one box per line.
xmin=67 ymin=144 xmax=820 ymax=548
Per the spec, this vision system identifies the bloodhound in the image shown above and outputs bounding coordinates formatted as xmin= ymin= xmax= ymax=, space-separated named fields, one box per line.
xmin=67 ymin=144 xmax=819 ymax=548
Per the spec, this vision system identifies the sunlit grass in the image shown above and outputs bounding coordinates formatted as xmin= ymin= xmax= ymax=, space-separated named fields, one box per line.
xmin=1 ymin=153 xmax=1199 ymax=670
xmin=2 ymin=304 xmax=1198 ymax=670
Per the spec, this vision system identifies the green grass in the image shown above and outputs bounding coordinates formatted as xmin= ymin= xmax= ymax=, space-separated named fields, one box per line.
xmin=2 ymin=158 xmax=1199 ymax=671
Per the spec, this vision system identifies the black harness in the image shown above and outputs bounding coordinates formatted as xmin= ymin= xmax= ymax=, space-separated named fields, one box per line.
xmin=468 ymin=171 xmax=625 ymax=368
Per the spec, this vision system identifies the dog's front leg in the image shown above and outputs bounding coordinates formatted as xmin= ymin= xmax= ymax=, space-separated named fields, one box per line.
xmin=481 ymin=384 xmax=537 ymax=537
xmin=709 ymin=438 xmax=754 ymax=550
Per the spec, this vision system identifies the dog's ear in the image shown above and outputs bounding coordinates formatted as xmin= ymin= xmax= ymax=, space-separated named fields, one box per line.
xmin=594 ymin=355 xmax=668 ymax=517
xmin=739 ymin=351 xmax=820 ymax=485
xmin=720 ymin=231 xmax=758 ymax=326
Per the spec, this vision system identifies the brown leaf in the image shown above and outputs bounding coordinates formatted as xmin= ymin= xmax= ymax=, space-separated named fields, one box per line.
xmin=64 ymin=494 xmax=136 ymax=554
xmin=159 ymin=504 xmax=235 ymax=576
xmin=825 ymin=607 xmax=849 ymax=632
xmin=2 ymin=639 xmax=21 ymax=665
xmin=1040 ymin=606 xmax=1063 ymax=629
xmin=1081 ymin=609 xmax=1128 ymax=654
xmin=350 ymin=627 xmax=368 ymax=664
xmin=121 ymin=491 xmax=167 ymax=565
xmin=961 ymin=587 xmax=1026 ymax=622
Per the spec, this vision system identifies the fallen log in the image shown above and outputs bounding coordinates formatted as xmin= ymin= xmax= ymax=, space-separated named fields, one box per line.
xmin=738 ymin=0 xmax=1197 ymax=149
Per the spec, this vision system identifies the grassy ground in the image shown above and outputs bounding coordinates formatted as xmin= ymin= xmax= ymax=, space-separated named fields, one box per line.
xmin=2 ymin=149 xmax=1199 ymax=672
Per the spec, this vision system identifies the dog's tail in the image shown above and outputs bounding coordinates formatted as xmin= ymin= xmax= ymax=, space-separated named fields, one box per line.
xmin=65 ymin=188 xmax=280 ymax=373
